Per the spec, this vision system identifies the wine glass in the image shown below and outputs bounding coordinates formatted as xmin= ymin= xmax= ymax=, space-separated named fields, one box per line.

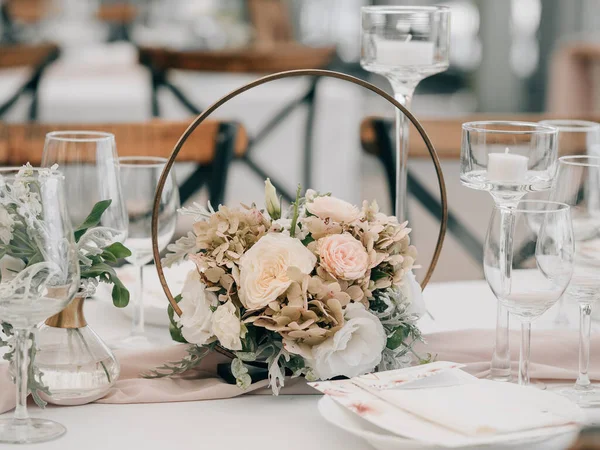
xmin=461 ymin=121 xmax=559 ymax=382
xmin=550 ymin=155 xmax=600 ymax=406
xmin=538 ymin=120 xmax=600 ymax=325
xmin=361 ymin=5 xmax=450 ymax=221
xmin=114 ymin=157 xmax=179 ymax=349
xmin=484 ymin=200 xmax=574 ymax=386
xmin=0 ymin=167 xmax=80 ymax=444
xmin=41 ymin=131 xmax=129 ymax=242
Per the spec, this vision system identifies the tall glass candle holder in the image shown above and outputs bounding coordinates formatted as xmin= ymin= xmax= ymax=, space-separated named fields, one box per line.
xmin=361 ymin=6 xmax=450 ymax=220
xmin=460 ymin=121 xmax=558 ymax=381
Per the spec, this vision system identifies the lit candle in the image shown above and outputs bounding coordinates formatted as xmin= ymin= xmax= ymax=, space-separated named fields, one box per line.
xmin=487 ymin=147 xmax=529 ymax=183
xmin=374 ymin=38 xmax=435 ymax=67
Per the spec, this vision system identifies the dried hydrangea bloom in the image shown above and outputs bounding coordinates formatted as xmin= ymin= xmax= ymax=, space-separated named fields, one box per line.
xmin=190 ymin=205 xmax=270 ymax=293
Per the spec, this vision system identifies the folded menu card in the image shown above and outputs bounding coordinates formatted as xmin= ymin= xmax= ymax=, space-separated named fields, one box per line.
xmin=310 ymin=362 xmax=583 ymax=447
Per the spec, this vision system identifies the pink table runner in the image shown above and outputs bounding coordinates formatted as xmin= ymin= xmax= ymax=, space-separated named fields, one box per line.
xmin=1 ymin=329 xmax=599 ymax=415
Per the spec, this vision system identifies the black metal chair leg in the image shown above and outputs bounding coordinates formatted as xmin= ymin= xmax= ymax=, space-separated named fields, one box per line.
xmin=207 ymin=122 xmax=238 ymax=207
xmin=302 ymin=78 xmax=318 ymax=189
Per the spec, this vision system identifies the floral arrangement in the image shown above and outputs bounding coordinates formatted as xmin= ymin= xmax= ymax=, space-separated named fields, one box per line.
xmin=0 ymin=164 xmax=131 ymax=406
xmin=152 ymin=180 xmax=426 ymax=394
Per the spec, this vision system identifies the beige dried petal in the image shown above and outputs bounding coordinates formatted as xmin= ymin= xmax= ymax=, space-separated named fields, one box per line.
xmin=346 ymin=285 xmax=364 ymax=301
xmin=205 ymin=267 xmax=225 ymax=283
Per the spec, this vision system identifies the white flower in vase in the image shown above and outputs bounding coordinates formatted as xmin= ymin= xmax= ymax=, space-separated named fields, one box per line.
xmin=211 ymin=301 xmax=243 ymax=351
xmin=174 ymin=270 xmax=218 ymax=345
xmin=311 ymin=303 xmax=386 ymax=380
xmin=401 ymin=271 xmax=426 ymax=319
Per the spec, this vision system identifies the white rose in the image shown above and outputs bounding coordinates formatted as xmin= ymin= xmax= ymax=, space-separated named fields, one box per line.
xmin=174 ymin=270 xmax=218 ymax=345
xmin=311 ymin=303 xmax=386 ymax=380
xmin=0 ymin=255 xmax=24 ymax=282
xmin=306 ymin=196 xmax=361 ymax=223
xmin=401 ymin=271 xmax=426 ymax=318
xmin=211 ymin=301 xmax=242 ymax=351
xmin=239 ymin=233 xmax=316 ymax=310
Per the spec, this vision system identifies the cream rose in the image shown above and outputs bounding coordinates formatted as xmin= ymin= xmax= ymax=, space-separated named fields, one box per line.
xmin=318 ymin=233 xmax=369 ymax=280
xmin=311 ymin=303 xmax=386 ymax=380
xmin=306 ymin=196 xmax=361 ymax=223
xmin=239 ymin=233 xmax=316 ymax=310
xmin=174 ymin=270 xmax=218 ymax=345
xmin=212 ymin=301 xmax=243 ymax=351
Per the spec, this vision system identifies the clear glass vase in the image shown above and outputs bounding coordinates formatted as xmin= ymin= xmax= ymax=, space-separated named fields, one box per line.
xmin=35 ymin=297 xmax=120 ymax=406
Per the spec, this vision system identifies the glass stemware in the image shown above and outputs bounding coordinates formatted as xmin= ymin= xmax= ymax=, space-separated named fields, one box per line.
xmin=538 ymin=120 xmax=600 ymax=325
xmin=0 ymin=168 xmax=80 ymax=444
xmin=115 ymin=157 xmax=179 ymax=349
xmin=41 ymin=131 xmax=129 ymax=242
xmin=550 ymin=155 xmax=600 ymax=406
xmin=484 ymin=200 xmax=574 ymax=386
xmin=461 ymin=121 xmax=558 ymax=381
xmin=361 ymin=5 xmax=450 ymax=221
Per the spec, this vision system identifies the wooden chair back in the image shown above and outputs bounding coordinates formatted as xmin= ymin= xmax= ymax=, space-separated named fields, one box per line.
xmin=247 ymin=0 xmax=294 ymax=45
xmin=0 ymin=43 xmax=59 ymax=70
xmin=360 ymin=114 xmax=600 ymax=160
xmin=0 ymin=120 xmax=248 ymax=165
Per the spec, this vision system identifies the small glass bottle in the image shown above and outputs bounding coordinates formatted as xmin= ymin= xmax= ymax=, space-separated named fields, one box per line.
xmin=35 ymin=296 xmax=120 ymax=406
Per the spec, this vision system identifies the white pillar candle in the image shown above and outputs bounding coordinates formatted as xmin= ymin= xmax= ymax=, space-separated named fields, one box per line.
xmin=375 ymin=39 xmax=435 ymax=67
xmin=487 ymin=148 xmax=529 ymax=183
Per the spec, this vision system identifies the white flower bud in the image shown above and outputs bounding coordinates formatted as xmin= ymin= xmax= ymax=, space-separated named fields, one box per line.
xmin=264 ymin=178 xmax=281 ymax=220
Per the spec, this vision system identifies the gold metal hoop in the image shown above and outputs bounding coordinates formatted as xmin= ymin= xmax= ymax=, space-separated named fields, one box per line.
xmin=152 ymin=69 xmax=448 ymax=319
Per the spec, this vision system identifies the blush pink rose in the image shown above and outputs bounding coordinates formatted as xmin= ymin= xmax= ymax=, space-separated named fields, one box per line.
xmin=318 ymin=233 xmax=369 ymax=280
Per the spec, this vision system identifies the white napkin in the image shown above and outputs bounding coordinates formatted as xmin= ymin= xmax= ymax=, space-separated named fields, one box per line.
xmin=312 ymin=362 xmax=583 ymax=447
xmin=366 ymin=380 xmax=576 ymax=436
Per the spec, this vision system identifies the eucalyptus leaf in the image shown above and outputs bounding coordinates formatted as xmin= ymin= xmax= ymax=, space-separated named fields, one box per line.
xmin=103 ymin=242 xmax=131 ymax=259
xmin=111 ymin=281 xmax=130 ymax=308
xmin=74 ymin=199 xmax=112 ymax=241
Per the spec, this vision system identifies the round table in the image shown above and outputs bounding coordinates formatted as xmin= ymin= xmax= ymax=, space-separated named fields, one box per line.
xmin=5 ymin=278 xmax=600 ymax=450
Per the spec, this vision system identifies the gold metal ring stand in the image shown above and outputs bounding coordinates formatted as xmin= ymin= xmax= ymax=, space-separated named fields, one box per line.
xmin=151 ymin=69 xmax=448 ymax=329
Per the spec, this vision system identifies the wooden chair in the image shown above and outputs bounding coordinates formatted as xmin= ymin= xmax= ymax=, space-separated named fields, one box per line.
xmin=138 ymin=0 xmax=336 ymax=200
xmin=0 ymin=43 xmax=60 ymax=120
xmin=0 ymin=119 xmax=248 ymax=206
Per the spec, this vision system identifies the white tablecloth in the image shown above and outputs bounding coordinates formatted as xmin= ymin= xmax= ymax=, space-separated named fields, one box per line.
xmin=4 ymin=278 xmax=600 ymax=450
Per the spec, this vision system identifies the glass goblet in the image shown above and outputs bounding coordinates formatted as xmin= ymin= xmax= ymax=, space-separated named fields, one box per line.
xmin=114 ymin=157 xmax=179 ymax=349
xmin=484 ymin=200 xmax=574 ymax=386
xmin=361 ymin=5 xmax=450 ymax=221
xmin=0 ymin=167 xmax=80 ymax=444
xmin=550 ymin=155 xmax=600 ymax=406
xmin=42 ymin=131 xmax=129 ymax=242
xmin=538 ymin=120 xmax=600 ymax=325
xmin=461 ymin=121 xmax=558 ymax=382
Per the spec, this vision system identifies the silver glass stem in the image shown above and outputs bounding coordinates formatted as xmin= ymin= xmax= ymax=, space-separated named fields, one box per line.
xmin=518 ymin=321 xmax=531 ymax=386
xmin=13 ymin=328 xmax=31 ymax=421
xmin=132 ymin=264 xmax=145 ymax=336
xmin=576 ymin=302 xmax=593 ymax=390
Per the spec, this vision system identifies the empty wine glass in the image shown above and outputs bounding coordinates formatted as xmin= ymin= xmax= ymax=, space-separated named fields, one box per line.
xmin=550 ymin=155 xmax=600 ymax=406
xmin=0 ymin=167 xmax=80 ymax=444
xmin=41 ymin=131 xmax=129 ymax=242
xmin=484 ymin=200 xmax=574 ymax=386
xmin=114 ymin=157 xmax=179 ymax=349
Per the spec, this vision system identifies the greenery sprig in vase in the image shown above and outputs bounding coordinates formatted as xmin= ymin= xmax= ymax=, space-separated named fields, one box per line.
xmin=0 ymin=198 xmax=131 ymax=407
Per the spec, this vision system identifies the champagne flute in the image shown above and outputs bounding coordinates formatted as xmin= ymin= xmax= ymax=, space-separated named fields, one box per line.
xmin=114 ymin=157 xmax=179 ymax=349
xmin=484 ymin=200 xmax=574 ymax=386
xmin=41 ymin=131 xmax=129 ymax=242
xmin=550 ymin=155 xmax=600 ymax=406
xmin=0 ymin=167 xmax=80 ymax=444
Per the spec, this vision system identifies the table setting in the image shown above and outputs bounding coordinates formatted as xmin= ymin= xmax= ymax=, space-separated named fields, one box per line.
xmin=2 ymin=5 xmax=600 ymax=450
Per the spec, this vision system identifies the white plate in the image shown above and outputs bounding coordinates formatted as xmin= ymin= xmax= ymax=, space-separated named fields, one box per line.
xmin=96 ymin=261 xmax=195 ymax=327
xmin=317 ymin=396 xmax=579 ymax=450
